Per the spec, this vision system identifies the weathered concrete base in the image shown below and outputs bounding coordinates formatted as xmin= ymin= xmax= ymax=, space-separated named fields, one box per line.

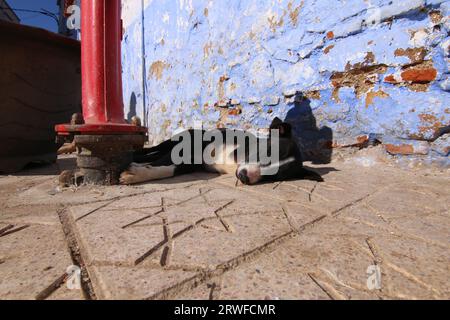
xmin=0 ymin=154 xmax=448 ymax=299
xmin=74 ymin=135 xmax=146 ymax=185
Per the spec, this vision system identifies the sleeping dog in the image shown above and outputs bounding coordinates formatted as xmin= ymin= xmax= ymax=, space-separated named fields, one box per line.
xmin=120 ymin=117 xmax=323 ymax=185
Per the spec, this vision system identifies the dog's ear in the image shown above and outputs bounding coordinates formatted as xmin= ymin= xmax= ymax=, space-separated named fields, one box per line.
xmin=270 ymin=117 xmax=292 ymax=138
xmin=270 ymin=117 xmax=283 ymax=129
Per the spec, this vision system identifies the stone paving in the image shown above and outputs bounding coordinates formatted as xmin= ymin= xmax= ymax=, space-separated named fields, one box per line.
xmin=0 ymin=153 xmax=449 ymax=300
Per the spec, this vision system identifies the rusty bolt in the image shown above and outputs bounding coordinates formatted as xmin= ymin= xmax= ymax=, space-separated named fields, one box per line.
xmin=131 ymin=116 xmax=142 ymax=127
xmin=70 ymin=113 xmax=85 ymax=125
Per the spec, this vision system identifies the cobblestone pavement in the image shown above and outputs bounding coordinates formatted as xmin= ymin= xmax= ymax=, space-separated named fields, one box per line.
xmin=0 ymin=154 xmax=449 ymax=300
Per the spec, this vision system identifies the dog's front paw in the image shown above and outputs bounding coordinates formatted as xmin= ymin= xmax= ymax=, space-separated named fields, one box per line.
xmin=119 ymin=170 xmax=135 ymax=185
xmin=120 ymin=164 xmax=140 ymax=185
xmin=120 ymin=164 xmax=154 ymax=185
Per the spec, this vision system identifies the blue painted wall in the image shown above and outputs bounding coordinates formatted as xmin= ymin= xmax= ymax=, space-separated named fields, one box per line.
xmin=121 ymin=0 xmax=449 ymax=164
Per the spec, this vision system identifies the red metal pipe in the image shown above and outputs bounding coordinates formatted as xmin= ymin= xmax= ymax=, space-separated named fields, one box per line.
xmin=55 ymin=0 xmax=146 ymax=185
xmin=81 ymin=0 xmax=125 ymax=124
xmin=56 ymin=0 xmax=147 ymax=135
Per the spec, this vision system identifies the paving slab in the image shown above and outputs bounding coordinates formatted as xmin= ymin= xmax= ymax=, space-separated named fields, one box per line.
xmin=0 ymin=223 xmax=82 ymax=300
xmin=89 ymin=265 xmax=197 ymax=300
xmin=168 ymin=210 xmax=292 ymax=270
xmin=0 ymin=154 xmax=449 ymax=300
xmin=297 ymin=213 xmax=450 ymax=299
xmin=0 ymin=204 xmax=62 ymax=226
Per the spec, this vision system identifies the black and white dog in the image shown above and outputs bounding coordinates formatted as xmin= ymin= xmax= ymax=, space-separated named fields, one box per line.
xmin=120 ymin=118 xmax=323 ymax=185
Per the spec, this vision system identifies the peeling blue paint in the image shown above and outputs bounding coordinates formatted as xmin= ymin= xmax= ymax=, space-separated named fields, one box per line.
xmin=122 ymin=0 xmax=449 ymax=164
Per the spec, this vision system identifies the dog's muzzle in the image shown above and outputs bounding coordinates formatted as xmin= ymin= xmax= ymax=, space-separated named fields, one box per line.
xmin=236 ymin=164 xmax=262 ymax=185
xmin=236 ymin=169 xmax=250 ymax=185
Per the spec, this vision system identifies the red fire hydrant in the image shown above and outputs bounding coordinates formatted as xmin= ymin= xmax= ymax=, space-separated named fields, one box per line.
xmin=56 ymin=0 xmax=147 ymax=185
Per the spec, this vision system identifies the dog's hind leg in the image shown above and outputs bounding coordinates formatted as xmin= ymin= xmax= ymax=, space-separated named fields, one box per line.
xmin=133 ymin=139 xmax=180 ymax=163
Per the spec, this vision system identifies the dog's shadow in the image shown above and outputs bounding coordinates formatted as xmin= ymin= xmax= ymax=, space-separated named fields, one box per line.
xmin=130 ymin=171 xmax=223 ymax=186
xmin=284 ymin=94 xmax=333 ymax=165
xmin=309 ymin=166 xmax=339 ymax=176
xmin=131 ymin=166 xmax=339 ymax=187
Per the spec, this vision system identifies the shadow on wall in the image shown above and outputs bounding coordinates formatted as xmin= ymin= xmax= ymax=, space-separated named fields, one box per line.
xmin=127 ymin=92 xmax=137 ymax=122
xmin=284 ymin=94 xmax=333 ymax=164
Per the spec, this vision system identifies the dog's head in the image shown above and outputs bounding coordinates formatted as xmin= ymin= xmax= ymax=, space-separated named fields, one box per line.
xmin=235 ymin=117 xmax=303 ymax=185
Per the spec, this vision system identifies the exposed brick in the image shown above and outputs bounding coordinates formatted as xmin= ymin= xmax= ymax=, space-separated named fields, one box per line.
xmin=385 ymin=144 xmax=414 ymax=155
xmin=228 ymin=107 xmax=242 ymax=116
xmin=394 ymin=47 xmax=427 ymax=64
xmin=331 ymin=64 xmax=387 ymax=99
xmin=356 ymin=135 xmax=370 ymax=145
xmin=384 ymin=74 xmax=399 ymax=84
xmin=384 ymin=61 xmax=437 ymax=91
xmin=324 ymin=45 xmax=335 ymax=54
xmin=365 ymin=90 xmax=389 ymax=108
xmin=330 ymin=135 xmax=370 ymax=149
xmin=401 ymin=67 xmax=437 ymax=83
xmin=385 ymin=142 xmax=430 ymax=155
xmin=305 ymin=91 xmax=321 ymax=100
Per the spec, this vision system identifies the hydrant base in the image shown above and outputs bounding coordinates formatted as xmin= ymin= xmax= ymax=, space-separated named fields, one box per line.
xmin=74 ymin=134 xmax=146 ymax=185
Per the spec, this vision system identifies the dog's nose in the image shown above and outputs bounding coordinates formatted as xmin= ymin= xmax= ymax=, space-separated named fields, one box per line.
xmin=236 ymin=169 xmax=250 ymax=185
